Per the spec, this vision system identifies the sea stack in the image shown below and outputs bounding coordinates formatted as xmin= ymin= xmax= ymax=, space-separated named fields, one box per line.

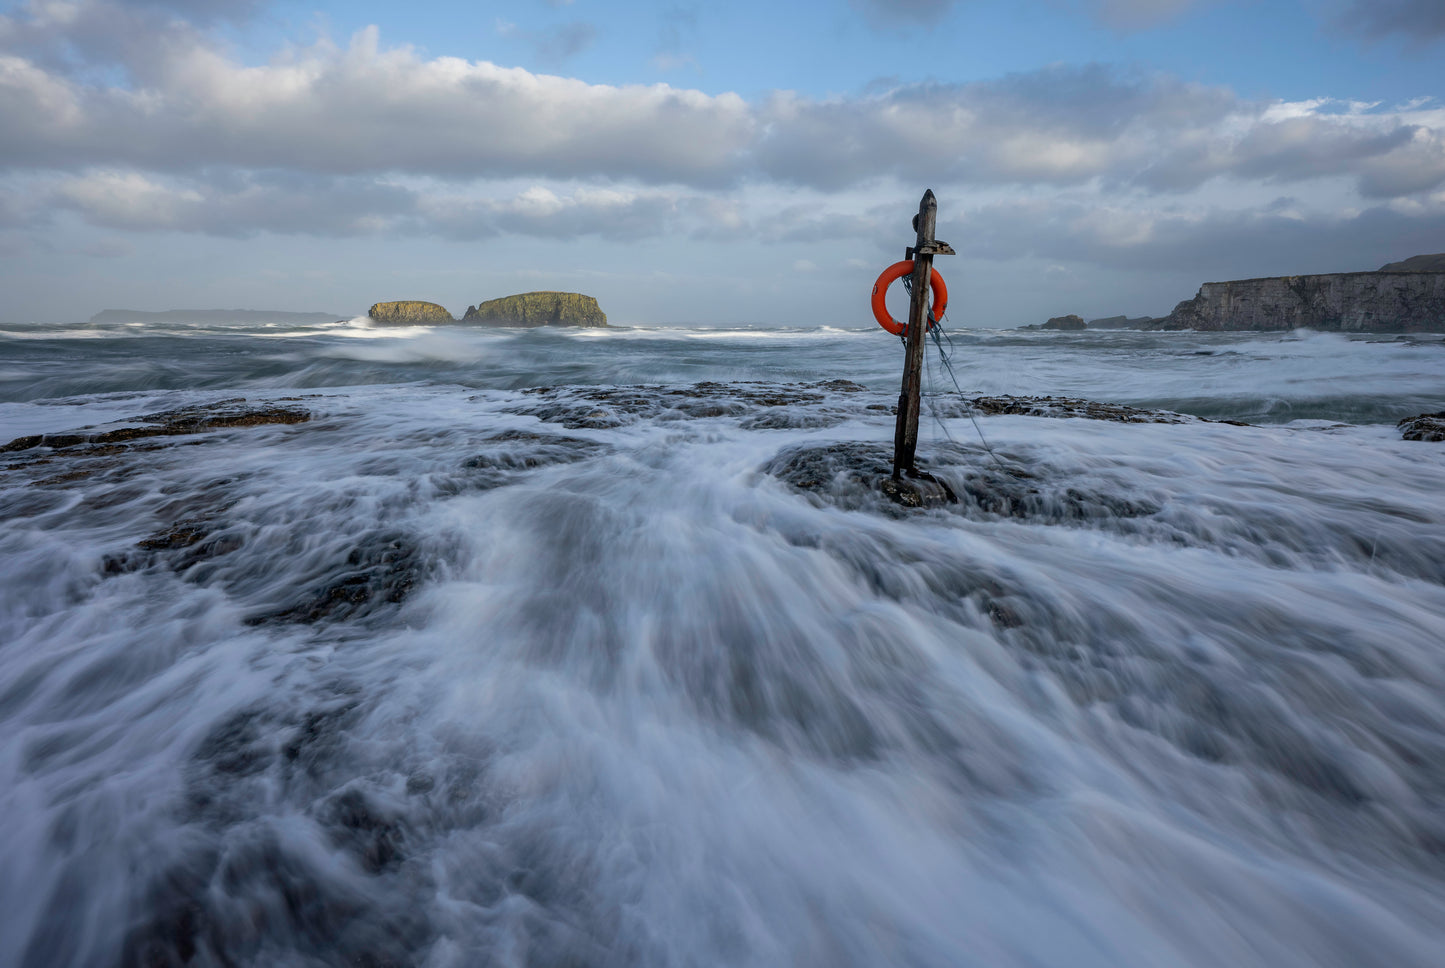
xmin=1042 ymin=314 xmax=1087 ymax=331
xmin=462 ymin=292 xmax=607 ymax=328
xmin=368 ymin=301 xmax=455 ymax=325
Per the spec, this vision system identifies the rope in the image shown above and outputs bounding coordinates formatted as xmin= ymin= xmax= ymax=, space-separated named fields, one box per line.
xmin=902 ymin=270 xmax=1006 ymax=469
xmin=929 ymin=315 xmax=1007 ymax=469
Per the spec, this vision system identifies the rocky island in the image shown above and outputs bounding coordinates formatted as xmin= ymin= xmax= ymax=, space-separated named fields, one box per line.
xmin=368 ymin=301 xmax=455 ymax=325
xmin=1150 ymin=254 xmax=1445 ymax=332
xmin=364 ymin=293 xmax=608 ymax=328
xmin=463 ymin=292 xmax=607 ymax=328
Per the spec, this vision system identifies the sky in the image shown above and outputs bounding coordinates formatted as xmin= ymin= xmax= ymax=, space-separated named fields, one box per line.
xmin=0 ymin=0 xmax=1443 ymax=326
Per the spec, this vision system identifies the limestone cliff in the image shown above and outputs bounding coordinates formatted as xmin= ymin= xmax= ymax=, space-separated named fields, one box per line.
xmin=1154 ymin=272 xmax=1445 ymax=332
xmin=462 ymin=292 xmax=607 ymax=328
xmin=368 ymin=301 xmax=455 ymax=325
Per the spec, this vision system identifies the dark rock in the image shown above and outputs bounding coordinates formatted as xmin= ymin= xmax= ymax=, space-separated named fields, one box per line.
xmin=967 ymin=394 xmax=1198 ymax=424
xmin=764 ymin=439 xmax=1163 ymax=522
xmin=880 ymin=473 xmax=956 ymax=508
xmin=1 ymin=399 xmax=310 ymax=453
xmin=194 ymin=707 xmax=276 ymax=778
xmin=505 ymin=379 xmax=861 ymax=429
xmin=1042 ymin=314 xmax=1087 ymax=330
xmin=1399 ymin=412 xmax=1445 ymax=441
xmin=137 ymin=400 xmax=311 ymax=431
xmin=281 ymin=701 xmax=362 ymax=771
xmin=121 ymin=830 xmax=432 ymax=968
xmin=244 ymin=530 xmax=425 ymax=626
xmin=136 ymin=524 xmax=209 ymax=550
xmin=739 ymin=410 xmax=848 ymax=431
xmin=320 ymin=788 xmax=407 ymax=875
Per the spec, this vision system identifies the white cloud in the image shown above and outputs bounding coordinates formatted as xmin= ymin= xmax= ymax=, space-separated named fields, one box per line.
xmin=1 ymin=12 xmax=1441 ymax=205
xmin=53 ymin=170 xmax=202 ymax=228
xmin=0 ymin=26 xmax=756 ymax=185
xmin=945 ymin=191 xmax=1445 ymax=277
xmin=50 ymin=170 xmax=414 ymax=235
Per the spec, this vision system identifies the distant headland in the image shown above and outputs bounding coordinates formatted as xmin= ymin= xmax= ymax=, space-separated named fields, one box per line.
xmin=1028 ymin=253 xmax=1445 ymax=332
xmin=368 ymin=292 xmax=607 ymax=328
xmin=90 ymin=309 xmax=340 ymax=325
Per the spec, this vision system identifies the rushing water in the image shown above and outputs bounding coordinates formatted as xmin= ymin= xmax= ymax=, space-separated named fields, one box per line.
xmin=1 ymin=320 xmax=1443 ymax=967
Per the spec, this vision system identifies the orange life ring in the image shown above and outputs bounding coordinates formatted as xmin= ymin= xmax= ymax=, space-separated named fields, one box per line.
xmin=871 ymin=261 xmax=947 ymax=336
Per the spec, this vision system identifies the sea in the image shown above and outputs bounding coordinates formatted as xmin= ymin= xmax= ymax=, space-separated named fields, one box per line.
xmin=1 ymin=318 xmax=1443 ymax=967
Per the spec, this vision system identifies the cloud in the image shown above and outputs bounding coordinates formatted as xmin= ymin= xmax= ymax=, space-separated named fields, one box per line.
xmin=653 ymin=4 xmax=698 ymax=69
xmin=751 ymin=70 xmax=1445 ymax=199
xmin=2 ymin=9 xmax=1442 ymax=202
xmin=51 ymin=170 xmax=416 ymax=235
xmin=4 ymin=8 xmax=1445 ymax=274
xmin=421 ymin=185 xmax=686 ymax=241
xmin=44 ymin=169 xmax=712 ymax=241
xmin=0 ymin=25 xmax=756 ymax=184
xmin=81 ymin=237 xmax=134 ymax=257
xmin=1088 ymin=0 xmax=1205 ymax=31
xmin=0 ymin=185 xmax=38 ymax=227
xmin=1334 ymin=0 xmax=1445 ymax=41
xmin=1135 ymin=100 xmax=1445 ymax=197
xmin=852 ymin=0 xmax=960 ymax=26
xmin=753 ymin=66 xmax=1241 ymax=189
xmin=945 ymin=194 xmax=1445 ymax=278
xmin=495 ymin=18 xmax=599 ymax=61
xmin=115 ymin=0 xmax=266 ymax=24
xmin=538 ymin=21 xmax=597 ymax=59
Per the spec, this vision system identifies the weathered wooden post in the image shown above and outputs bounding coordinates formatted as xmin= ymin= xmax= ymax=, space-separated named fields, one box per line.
xmin=883 ymin=189 xmax=956 ymax=505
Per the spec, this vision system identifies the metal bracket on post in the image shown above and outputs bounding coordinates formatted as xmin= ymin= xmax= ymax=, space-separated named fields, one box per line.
xmin=884 ymin=189 xmax=958 ymax=507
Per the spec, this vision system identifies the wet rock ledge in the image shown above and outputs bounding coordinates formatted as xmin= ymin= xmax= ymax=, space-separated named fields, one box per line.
xmin=2 ymin=399 xmax=310 ymax=454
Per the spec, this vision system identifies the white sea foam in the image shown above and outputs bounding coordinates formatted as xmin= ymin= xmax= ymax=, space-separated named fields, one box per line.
xmin=0 ymin=328 xmax=1442 ymax=966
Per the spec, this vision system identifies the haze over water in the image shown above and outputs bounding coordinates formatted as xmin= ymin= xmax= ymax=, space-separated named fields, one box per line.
xmin=2 ymin=321 xmax=1443 ymax=967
